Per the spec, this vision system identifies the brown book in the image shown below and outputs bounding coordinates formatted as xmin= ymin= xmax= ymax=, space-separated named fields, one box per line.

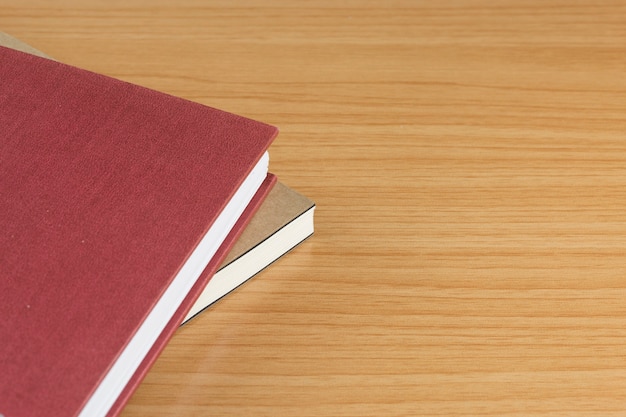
xmin=186 ymin=181 xmax=315 ymax=321
xmin=0 ymin=32 xmax=315 ymax=325
xmin=0 ymin=32 xmax=49 ymax=57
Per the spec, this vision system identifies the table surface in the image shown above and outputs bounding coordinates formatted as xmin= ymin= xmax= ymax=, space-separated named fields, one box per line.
xmin=4 ymin=1 xmax=626 ymax=416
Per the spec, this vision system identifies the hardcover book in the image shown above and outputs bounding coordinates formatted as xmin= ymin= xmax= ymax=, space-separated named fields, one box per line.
xmin=0 ymin=31 xmax=316 ymax=327
xmin=0 ymin=45 xmax=277 ymax=417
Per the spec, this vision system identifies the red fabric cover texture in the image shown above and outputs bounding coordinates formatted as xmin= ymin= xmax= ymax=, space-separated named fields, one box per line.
xmin=0 ymin=45 xmax=277 ymax=417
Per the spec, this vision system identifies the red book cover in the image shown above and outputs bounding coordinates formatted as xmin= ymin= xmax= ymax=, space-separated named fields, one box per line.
xmin=0 ymin=45 xmax=278 ymax=417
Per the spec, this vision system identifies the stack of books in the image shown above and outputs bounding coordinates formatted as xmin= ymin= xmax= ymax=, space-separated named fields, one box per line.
xmin=0 ymin=33 xmax=314 ymax=417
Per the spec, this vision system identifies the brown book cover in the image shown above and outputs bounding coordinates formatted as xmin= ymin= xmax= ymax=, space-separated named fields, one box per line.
xmin=0 ymin=32 xmax=48 ymax=57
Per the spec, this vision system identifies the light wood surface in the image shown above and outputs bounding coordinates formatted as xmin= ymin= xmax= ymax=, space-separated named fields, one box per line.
xmin=4 ymin=1 xmax=626 ymax=416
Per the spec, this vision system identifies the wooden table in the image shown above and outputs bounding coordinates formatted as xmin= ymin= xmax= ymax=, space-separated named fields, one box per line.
xmin=4 ymin=1 xmax=626 ymax=416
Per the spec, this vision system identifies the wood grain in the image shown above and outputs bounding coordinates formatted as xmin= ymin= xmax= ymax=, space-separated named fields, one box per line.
xmin=3 ymin=1 xmax=626 ymax=416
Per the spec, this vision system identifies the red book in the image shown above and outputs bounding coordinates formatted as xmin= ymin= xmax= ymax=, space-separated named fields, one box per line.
xmin=0 ymin=46 xmax=278 ymax=417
